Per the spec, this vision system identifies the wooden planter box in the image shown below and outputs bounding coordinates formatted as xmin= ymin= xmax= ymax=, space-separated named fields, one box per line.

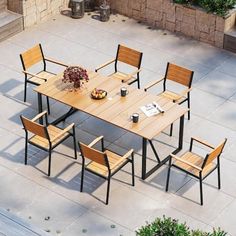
xmin=108 ymin=0 xmax=236 ymax=48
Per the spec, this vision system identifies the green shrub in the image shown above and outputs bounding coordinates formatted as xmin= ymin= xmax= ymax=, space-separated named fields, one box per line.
xmin=136 ymin=216 xmax=228 ymax=236
xmin=173 ymin=0 xmax=236 ymax=16
xmin=136 ymin=216 xmax=190 ymax=236
xmin=199 ymin=0 xmax=236 ymax=16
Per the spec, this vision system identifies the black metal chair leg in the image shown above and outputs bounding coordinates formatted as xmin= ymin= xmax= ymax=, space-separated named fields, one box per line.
xmin=80 ymin=160 xmax=85 ymax=192
xmin=48 ymin=150 xmax=52 ymax=176
xmin=46 ymin=96 xmax=50 ymax=115
xmin=137 ymin=74 xmax=140 ymax=89
xmin=73 ymin=127 xmax=77 ymax=159
xmin=217 ymin=163 xmax=221 ymax=189
xmin=170 ymin=123 xmax=173 ymax=136
xmin=187 ymin=94 xmax=190 ymax=120
xmin=199 ymin=173 xmax=203 ymax=205
xmin=24 ymin=139 xmax=28 ymax=165
xmin=24 ymin=81 xmax=27 ymax=102
xmin=106 ymin=178 xmax=111 ymax=205
xmin=165 ymin=158 xmax=172 ymax=192
xmin=131 ymin=155 xmax=135 ymax=186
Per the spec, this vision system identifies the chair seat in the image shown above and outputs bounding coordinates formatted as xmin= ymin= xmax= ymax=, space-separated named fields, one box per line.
xmin=29 ymin=125 xmax=70 ymax=149
xmin=109 ymin=71 xmax=135 ymax=83
xmin=86 ymin=150 xmax=127 ymax=177
xmin=173 ymin=151 xmax=216 ymax=177
xmin=28 ymin=71 xmax=55 ymax=85
xmin=160 ymin=90 xmax=186 ymax=103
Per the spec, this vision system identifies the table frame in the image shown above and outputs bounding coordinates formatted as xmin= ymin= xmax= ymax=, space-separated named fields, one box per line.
xmin=36 ymin=73 xmax=186 ymax=180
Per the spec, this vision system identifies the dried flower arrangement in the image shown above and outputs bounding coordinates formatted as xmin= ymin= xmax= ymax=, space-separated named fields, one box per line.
xmin=62 ymin=66 xmax=89 ymax=89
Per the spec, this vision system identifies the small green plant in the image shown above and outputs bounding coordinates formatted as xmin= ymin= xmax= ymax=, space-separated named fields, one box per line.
xmin=136 ymin=216 xmax=228 ymax=236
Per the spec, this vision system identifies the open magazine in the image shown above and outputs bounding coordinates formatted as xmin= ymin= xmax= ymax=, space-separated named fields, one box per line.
xmin=140 ymin=101 xmax=164 ymax=117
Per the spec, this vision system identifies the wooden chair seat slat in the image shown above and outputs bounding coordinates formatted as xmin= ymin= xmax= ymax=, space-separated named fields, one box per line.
xmin=86 ymin=150 xmax=127 ymax=177
xmin=160 ymin=90 xmax=185 ymax=103
xmin=173 ymin=151 xmax=216 ymax=177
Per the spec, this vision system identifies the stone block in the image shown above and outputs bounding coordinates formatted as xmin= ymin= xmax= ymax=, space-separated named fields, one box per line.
xmin=195 ymin=10 xmax=210 ymax=33
xmin=131 ymin=0 xmax=142 ymax=11
xmin=147 ymin=0 xmax=162 ymax=11
xmin=215 ymin=31 xmax=224 ymax=48
xmin=216 ymin=16 xmax=225 ymax=32
xmin=132 ymin=9 xmax=141 ymax=21
xmin=181 ymin=22 xmax=195 ymax=37
xmin=146 ymin=8 xmax=157 ymax=25
xmin=176 ymin=6 xmax=183 ymax=21
xmin=175 ymin=20 xmax=181 ymax=32
xmin=166 ymin=21 xmax=175 ymax=32
xmin=224 ymin=12 xmax=236 ymax=32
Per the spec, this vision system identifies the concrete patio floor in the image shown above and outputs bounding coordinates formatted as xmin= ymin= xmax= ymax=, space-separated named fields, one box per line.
xmin=0 ymin=11 xmax=236 ymax=236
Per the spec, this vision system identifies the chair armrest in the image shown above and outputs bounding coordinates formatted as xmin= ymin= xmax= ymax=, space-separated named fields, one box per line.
xmin=170 ymin=154 xmax=202 ymax=171
xmin=88 ymin=136 xmax=104 ymax=148
xmin=50 ymin=123 xmax=74 ymax=143
xmin=174 ymin=88 xmax=192 ymax=102
xmin=22 ymin=70 xmax=47 ymax=81
xmin=95 ymin=59 xmax=116 ymax=72
xmin=31 ymin=111 xmax=47 ymax=122
xmin=122 ymin=69 xmax=142 ymax=83
xmin=144 ymin=78 xmax=164 ymax=92
xmin=110 ymin=149 xmax=134 ymax=169
xmin=191 ymin=137 xmax=215 ymax=149
xmin=44 ymin=57 xmax=69 ymax=67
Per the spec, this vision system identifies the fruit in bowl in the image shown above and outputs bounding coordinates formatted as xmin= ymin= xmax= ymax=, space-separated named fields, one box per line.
xmin=91 ymin=88 xmax=107 ymax=99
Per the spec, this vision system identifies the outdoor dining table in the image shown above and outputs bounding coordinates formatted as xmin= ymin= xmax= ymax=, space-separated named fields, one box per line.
xmin=34 ymin=69 xmax=188 ymax=180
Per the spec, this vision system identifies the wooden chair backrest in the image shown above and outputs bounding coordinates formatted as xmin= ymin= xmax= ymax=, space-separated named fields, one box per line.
xmin=20 ymin=44 xmax=44 ymax=70
xmin=165 ymin=63 xmax=194 ymax=87
xmin=202 ymin=139 xmax=227 ymax=168
xmin=21 ymin=116 xmax=48 ymax=139
xmin=79 ymin=142 xmax=108 ymax=166
xmin=116 ymin=44 xmax=143 ymax=68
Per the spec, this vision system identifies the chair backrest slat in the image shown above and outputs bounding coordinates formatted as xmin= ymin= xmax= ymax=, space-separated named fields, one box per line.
xmin=117 ymin=45 xmax=142 ymax=68
xmin=165 ymin=63 xmax=193 ymax=87
xmin=79 ymin=142 xmax=107 ymax=166
xmin=202 ymin=139 xmax=227 ymax=168
xmin=21 ymin=116 xmax=48 ymax=139
xmin=20 ymin=44 xmax=44 ymax=70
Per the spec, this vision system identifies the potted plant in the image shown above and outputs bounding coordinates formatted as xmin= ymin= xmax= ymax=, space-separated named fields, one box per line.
xmin=62 ymin=66 xmax=89 ymax=89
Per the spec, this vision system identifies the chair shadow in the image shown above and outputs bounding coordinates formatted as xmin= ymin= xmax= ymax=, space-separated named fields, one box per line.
xmin=143 ymin=165 xmax=220 ymax=205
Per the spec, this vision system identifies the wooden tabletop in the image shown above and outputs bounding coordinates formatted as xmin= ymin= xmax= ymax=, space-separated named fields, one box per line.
xmin=35 ymin=71 xmax=188 ymax=140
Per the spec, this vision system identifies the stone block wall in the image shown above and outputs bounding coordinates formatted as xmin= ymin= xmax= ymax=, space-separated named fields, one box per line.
xmin=7 ymin=0 xmax=69 ymax=28
xmin=109 ymin=0 xmax=236 ymax=48
xmin=0 ymin=0 xmax=6 ymax=12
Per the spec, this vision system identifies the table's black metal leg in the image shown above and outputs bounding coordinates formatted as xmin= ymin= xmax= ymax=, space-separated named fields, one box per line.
xmin=51 ymin=107 xmax=78 ymax=125
xmin=142 ymin=137 xmax=147 ymax=180
xmin=141 ymin=114 xmax=185 ymax=180
xmin=178 ymin=114 xmax=185 ymax=149
xmin=38 ymin=92 xmax=43 ymax=124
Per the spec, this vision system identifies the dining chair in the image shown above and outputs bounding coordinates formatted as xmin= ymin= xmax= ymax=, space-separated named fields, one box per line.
xmin=20 ymin=44 xmax=68 ymax=113
xmin=95 ymin=44 xmax=143 ymax=89
xmin=78 ymin=136 xmax=135 ymax=205
xmin=165 ymin=137 xmax=227 ymax=205
xmin=144 ymin=62 xmax=194 ymax=135
xmin=20 ymin=111 xmax=77 ymax=176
